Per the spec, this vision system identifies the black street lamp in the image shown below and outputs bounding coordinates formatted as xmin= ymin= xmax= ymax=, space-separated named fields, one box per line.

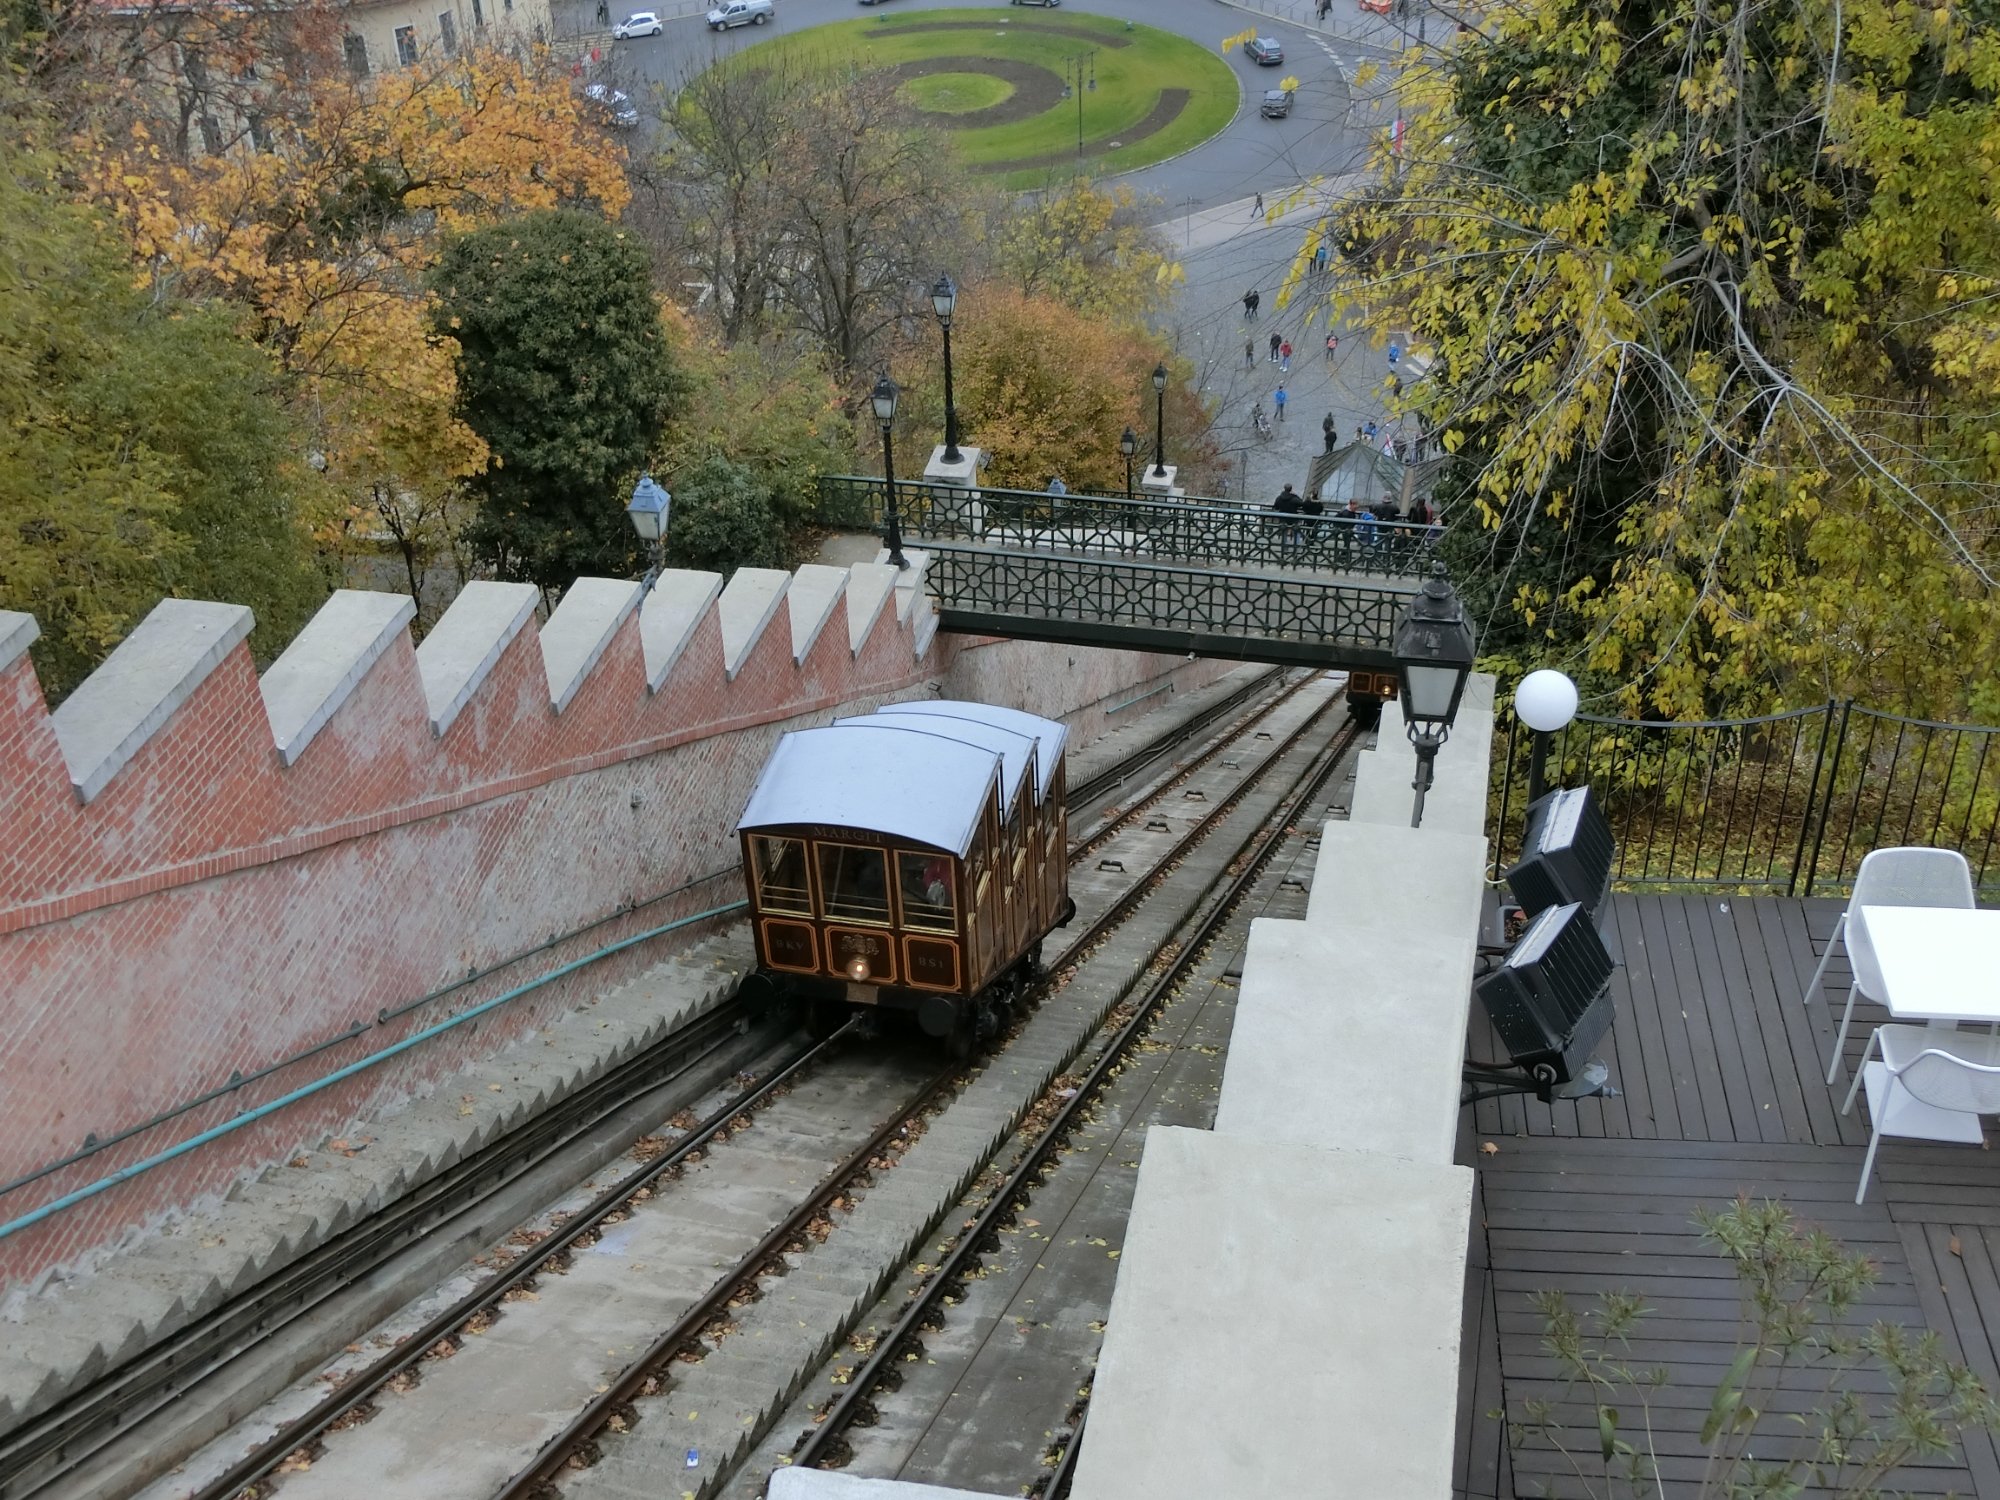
xmin=1392 ymin=563 xmax=1477 ymax=828
xmin=1150 ymin=362 xmax=1169 ymax=480
xmin=930 ymin=272 xmax=963 ymax=465
xmin=1118 ymin=426 xmax=1138 ymax=498
xmin=872 ymin=372 xmax=909 ymax=570
xmin=626 ymin=473 xmax=671 ymax=590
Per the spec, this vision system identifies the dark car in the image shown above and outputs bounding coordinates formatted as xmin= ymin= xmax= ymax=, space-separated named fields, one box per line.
xmin=1260 ymin=88 xmax=1293 ymax=119
xmin=1246 ymin=35 xmax=1284 ymax=65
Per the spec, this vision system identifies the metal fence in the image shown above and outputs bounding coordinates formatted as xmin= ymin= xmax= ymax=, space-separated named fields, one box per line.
xmin=814 ymin=475 xmax=1444 ymax=581
xmin=1488 ymin=701 xmax=2000 ymax=899
xmin=925 ymin=543 xmax=1409 ymax=668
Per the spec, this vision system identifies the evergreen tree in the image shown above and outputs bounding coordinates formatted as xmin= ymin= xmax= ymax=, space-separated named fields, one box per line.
xmin=431 ymin=210 xmax=681 ymax=592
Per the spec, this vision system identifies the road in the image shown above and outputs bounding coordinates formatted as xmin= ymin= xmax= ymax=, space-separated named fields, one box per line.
xmin=573 ymin=0 xmax=1424 ymax=502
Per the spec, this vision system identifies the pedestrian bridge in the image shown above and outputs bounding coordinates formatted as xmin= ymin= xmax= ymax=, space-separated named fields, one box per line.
xmin=814 ymin=476 xmax=1445 ymax=670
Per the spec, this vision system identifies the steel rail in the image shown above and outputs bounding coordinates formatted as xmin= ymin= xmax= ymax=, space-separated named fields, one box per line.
xmin=486 ymin=687 xmax=1348 ymax=1498
xmin=12 ymin=671 xmax=1328 ymax=1500
xmin=0 ymin=995 xmax=768 ymax=1500
xmin=490 ymin=1066 xmax=958 ymax=1499
xmin=788 ymin=716 xmax=1363 ymax=1475
xmin=183 ymin=1027 xmax=860 ymax=1500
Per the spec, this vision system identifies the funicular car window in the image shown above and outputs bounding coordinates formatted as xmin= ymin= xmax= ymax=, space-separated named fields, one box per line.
xmin=898 ymin=851 xmax=956 ymax=932
xmin=818 ymin=842 xmax=891 ymax=924
xmin=750 ymin=835 xmax=812 ymax=914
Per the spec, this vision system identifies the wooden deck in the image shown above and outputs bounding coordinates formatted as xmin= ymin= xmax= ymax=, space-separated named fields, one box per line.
xmin=1455 ymin=893 xmax=2000 ymax=1499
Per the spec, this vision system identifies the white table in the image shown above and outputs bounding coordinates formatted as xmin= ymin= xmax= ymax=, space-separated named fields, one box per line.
xmin=1854 ymin=905 xmax=2000 ymax=1026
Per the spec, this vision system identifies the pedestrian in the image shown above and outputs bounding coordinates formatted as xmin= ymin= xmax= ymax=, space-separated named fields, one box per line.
xmin=1363 ymin=418 xmax=1378 ymax=441
xmin=1280 ymin=339 xmax=1292 ymax=373
xmin=1269 ymin=331 xmax=1282 ymax=362
xmin=1325 ymin=332 xmax=1338 ymax=361
xmin=1313 ymin=244 xmax=1328 ymax=275
xmin=1272 ymin=483 xmax=1303 ymax=513
xmin=1243 ymin=288 xmax=1260 ymax=320
xmin=1253 ymin=191 xmax=1265 ymax=217
xmin=1321 ymin=412 xmax=1336 ymax=452
xmin=1047 ymin=473 xmax=1067 ymax=496
xmin=1354 ymin=424 xmax=1366 ymax=443
xmin=1389 ymin=374 xmax=1403 ymax=398
xmin=1244 ymin=337 xmax=1255 ymax=368
xmin=1318 ymin=0 xmax=1331 ymax=18
xmin=1274 ymin=385 xmax=1288 ymax=421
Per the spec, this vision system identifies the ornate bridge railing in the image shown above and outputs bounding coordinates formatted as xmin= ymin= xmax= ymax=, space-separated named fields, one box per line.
xmin=923 ymin=544 xmax=1415 ymax=669
xmin=815 ymin=475 xmax=1442 ymax=581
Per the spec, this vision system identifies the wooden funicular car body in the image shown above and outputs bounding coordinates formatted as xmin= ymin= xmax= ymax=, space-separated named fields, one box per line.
xmin=736 ymin=701 xmax=1075 ymax=1049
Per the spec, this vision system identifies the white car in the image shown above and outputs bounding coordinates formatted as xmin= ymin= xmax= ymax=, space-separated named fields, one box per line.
xmin=706 ymin=0 xmax=772 ymax=27
xmin=612 ymin=10 xmax=661 ymax=38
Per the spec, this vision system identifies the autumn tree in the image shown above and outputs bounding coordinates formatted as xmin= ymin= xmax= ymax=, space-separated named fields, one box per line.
xmin=76 ymin=35 xmax=630 ymax=602
xmin=1321 ymin=0 xmax=2000 ymax=720
xmin=431 ymin=209 xmax=681 ymax=591
xmin=1 ymin=95 xmax=326 ymax=696
xmin=643 ymin=60 xmax=974 ymax=371
xmin=666 ymin=455 xmax=786 ymax=573
xmin=657 ymin=313 xmax=855 ymax=558
xmin=891 ymin=286 xmax=1218 ymax=495
xmin=990 ymin=179 xmax=1183 ymax=325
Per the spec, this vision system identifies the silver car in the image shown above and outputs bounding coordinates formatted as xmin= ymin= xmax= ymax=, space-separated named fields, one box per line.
xmin=706 ymin=0 xmax=772 ymax=26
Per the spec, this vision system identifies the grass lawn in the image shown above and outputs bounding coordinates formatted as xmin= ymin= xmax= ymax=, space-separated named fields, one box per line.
xmin=734 ymin=9 xmax=1239 ymax=186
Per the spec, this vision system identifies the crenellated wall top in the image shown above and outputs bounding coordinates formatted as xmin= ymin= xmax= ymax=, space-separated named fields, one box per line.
xmin=0 ymin=558 xmax=942 ymax=926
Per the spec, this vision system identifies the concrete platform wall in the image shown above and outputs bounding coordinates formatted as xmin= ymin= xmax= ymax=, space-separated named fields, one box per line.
xmin=1070 ymin=673 xmax=1498 ymax=1500
xmin=0 ymin=569 xmax=1234 ymax=1297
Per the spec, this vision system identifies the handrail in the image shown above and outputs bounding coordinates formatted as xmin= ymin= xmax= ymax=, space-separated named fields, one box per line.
xmin=815 ymin=474 xmax=1445 ymax=581
xmin=0 ymin=900 xmax=749 ymax=1242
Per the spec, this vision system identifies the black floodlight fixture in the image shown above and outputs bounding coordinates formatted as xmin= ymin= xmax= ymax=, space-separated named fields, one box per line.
xmin=1506 ymin=785 xmax=1616 ymax=921
xmin=1467 ymin=901 xmax=1616 ymax=1103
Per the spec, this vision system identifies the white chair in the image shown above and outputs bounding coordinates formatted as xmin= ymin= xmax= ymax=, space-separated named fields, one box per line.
xmin=1842 ymin=1024 xmax=2000 ymax=1203
xmin=1803 ymin=847 xmax=1975 ymax=1084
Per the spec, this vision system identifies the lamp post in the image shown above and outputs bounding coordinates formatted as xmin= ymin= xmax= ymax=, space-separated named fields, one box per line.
xmin=1061 ymin=50 xmax=1096 ymax=163
xmin=1118 ymin=426 xmax=1137 ymax=498
xmin=930 ymin=272 xmax=963 ymax=465
xmin=1514 ymin=668 xmax=1580 ymax=807
xmin=626 ymin=473 xmax=671 ymax=590
xmin=1150 ymin=362 xmax=1169 ymax=480
xmin=872 ymin=372 xmax=909 ymax=570
xmin=1392 ymin=563 xmax=1477 ymax=828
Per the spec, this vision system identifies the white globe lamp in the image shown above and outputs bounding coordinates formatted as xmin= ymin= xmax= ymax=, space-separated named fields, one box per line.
xmin=1514 ymin=669 xmax=1579 ymax=805
xmin=1514 ymin=670 xmax=1579 ymax=734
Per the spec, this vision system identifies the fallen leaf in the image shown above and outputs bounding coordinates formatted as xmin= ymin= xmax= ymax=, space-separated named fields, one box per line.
xmin=1479 ymin=1142 xmax=1500 ymax=1156
xmin=1951 ymin=1235 xmax=1965 ymax=1257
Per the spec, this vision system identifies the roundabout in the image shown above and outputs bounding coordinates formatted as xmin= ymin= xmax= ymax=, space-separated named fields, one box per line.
xmin=735 ymin=9 xmax=1239 ymax=186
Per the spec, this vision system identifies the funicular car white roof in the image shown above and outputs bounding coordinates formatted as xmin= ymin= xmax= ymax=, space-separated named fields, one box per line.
xmin=735 ymin=724 xmax=1001 ymax=857
xmin=835 ymin=713 xmax=1036 ymax=820
xmin=874 ymin=701 xmax=1068 ymax=799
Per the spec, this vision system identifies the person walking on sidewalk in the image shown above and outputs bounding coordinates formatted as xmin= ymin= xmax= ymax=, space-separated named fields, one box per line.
xmin=1280 ymin=339 xmax=1293 ymax=373
xmin=1243 ymin=288 xmax=1260 ymax=320
xmin=1322 ymin=412 xmax=1337 ymax=452
xmin=1317 ymin=0 xmax=1331 ymax=18
xmin=1269 ymin=331 xmax=1282 ymax=363
xmin=1244 ymin=337 xmax=1256 ymax=368
xmin=1253 ymin=191 xmax=1265 ymax=218
xmin=1325 ymin=332 xmax=1339 ymax=362
xmin=1274 ymin=385 xmax=1289 ymax=421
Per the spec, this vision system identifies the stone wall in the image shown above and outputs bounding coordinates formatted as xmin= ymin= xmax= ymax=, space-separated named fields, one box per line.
xmin=0 ymin=559 xmax=1231 ymax=1297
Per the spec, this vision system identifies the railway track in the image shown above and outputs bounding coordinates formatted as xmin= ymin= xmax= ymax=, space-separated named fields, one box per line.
xmin=472 ymin=683 xmax=1363 ymax=1500
xmin=4 ymin=669 xmax=1317 ymax=1500
xmin=779 ymin=710 xmax=1364 ymax=1488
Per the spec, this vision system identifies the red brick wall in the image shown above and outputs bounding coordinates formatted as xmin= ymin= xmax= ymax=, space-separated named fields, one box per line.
xmin=0 ymin=583 xmax=1231 ymax=1297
